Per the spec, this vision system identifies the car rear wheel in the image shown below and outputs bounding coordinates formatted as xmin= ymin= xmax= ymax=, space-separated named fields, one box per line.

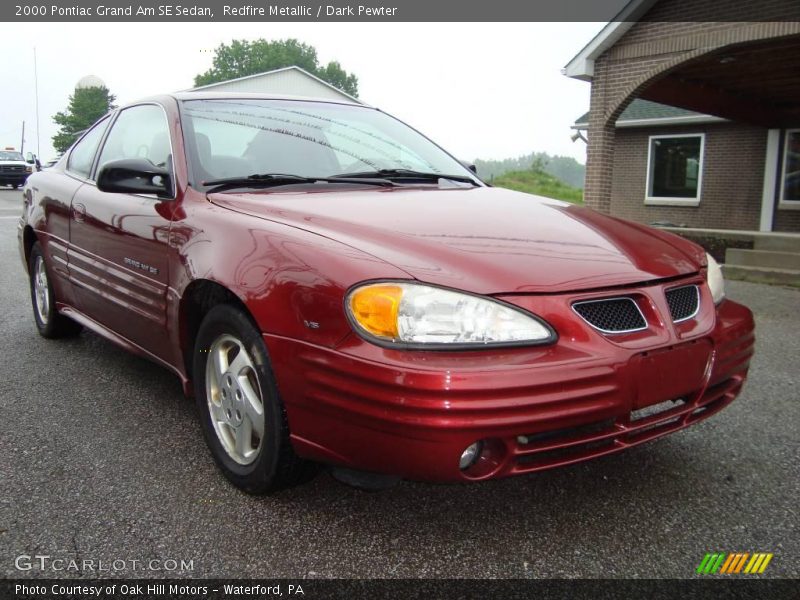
xmin=193 ymin=304 xmax=315 ymax=494
xmin=29 ymin=242 xmax=82 ymax=338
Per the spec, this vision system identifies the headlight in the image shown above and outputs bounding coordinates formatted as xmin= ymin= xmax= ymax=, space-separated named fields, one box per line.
xmin=346 ymin=282 xmax=556 ymax=348
xmin=25 ymin=166 xmax=32 ymax=173
xmin=706 ymin=253 xmax=725 ymax=304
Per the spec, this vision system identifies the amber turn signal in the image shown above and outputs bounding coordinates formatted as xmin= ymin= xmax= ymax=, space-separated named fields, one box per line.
xmin=348 ymin=284 xmax=403 ymax=339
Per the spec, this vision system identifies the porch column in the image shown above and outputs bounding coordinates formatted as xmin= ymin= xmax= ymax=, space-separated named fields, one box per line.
xmin=759 ymin=129 xmax=781 ymax=232
xmin=584 ymin=61 xmax=616 ymax=215
xmin=585 ymin=119 xmax=616 ymax=214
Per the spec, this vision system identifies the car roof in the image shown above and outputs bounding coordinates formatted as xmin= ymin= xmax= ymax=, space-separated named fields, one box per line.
xmin=160 ymin=91 xmax=370 ymax=108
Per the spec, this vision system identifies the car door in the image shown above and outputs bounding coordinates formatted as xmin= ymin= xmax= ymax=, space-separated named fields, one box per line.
xmin=68 ymin=103 xmax=175 ymax=362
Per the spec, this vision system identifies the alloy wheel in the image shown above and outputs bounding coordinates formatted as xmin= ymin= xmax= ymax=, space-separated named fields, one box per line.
xmin=205 ymin=334 xmax=265 ymax=465
xmin=33 ymin=255 xmax=50 ymax=325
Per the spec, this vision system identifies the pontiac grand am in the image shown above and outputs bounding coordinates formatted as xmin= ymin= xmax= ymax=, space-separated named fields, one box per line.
xmin=18 ymin=93 xmax=755 ymax=493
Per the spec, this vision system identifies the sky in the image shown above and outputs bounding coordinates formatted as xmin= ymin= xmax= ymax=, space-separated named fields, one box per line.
xmin=0 ymin=22 xmax=603 ymax=163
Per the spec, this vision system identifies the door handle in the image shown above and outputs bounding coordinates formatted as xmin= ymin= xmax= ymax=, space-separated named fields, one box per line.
xmin=72 ymin=202 xmax=86 ymax=223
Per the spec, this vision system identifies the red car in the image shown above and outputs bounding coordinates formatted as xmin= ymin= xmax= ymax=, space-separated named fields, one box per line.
xmin=19 ymin=93 xmax=755 ymax=493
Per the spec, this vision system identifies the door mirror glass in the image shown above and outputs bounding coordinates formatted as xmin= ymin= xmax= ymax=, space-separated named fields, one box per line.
xmin=97 ymin=159 xmax=173 ymax=199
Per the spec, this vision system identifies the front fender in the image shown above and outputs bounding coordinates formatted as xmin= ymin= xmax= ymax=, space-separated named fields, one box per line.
xmin=169 ymin=191 xmax=411 ymax=348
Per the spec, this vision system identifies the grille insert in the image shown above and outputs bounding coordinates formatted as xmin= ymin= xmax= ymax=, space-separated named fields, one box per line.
xmin=517 ymin=419 xmax=616 ymax=446
xmin=572 ymin=297 xmax=647 ymax=334
xmin=666 ymin=285 xmax=700 ymax=322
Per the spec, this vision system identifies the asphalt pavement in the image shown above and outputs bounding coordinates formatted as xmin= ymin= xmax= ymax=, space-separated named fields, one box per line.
xmin=0 ymin=187 xmax=797 ymax=579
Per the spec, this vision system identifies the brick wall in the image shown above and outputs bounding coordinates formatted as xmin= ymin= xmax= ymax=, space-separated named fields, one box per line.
xmin=582 ymin=0 xmax=800 ymax=232
xmin=610 ymin=124 xmax=766 ymax=230
xmin=774 ymin=207 xmax=800 ymax=232
xmin=775 ymin=211 xmax=800 ymax=232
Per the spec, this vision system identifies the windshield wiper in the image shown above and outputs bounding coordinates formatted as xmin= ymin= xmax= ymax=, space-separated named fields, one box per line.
xmin=331 ymin=169 xmax=479 ymax=186
xmin=202 ymin=173 xmax=397 ymax=193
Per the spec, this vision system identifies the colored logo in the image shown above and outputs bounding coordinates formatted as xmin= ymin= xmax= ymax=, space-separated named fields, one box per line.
xmin=697 ymin=552 xmax=774 ymax=574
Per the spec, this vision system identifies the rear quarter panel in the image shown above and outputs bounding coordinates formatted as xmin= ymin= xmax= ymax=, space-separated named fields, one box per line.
xmin=22 ymin=168 xmax=84 ymax=307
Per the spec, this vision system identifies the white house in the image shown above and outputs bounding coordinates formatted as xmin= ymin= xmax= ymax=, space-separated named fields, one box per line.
xmin=188 ymin=65 xmax=361 ymax=104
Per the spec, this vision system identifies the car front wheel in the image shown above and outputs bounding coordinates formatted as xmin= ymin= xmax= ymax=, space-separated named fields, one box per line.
xmin=193 ymin=304 xmax=315 ymax=494
xmin=29 ymin=242 xmax=82 ymax=338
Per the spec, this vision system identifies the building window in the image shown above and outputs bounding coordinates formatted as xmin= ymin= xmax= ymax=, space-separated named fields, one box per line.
xmin=780 ymin=129 xmax=800 ymax=205
xmin=646 ymin=134 xmax=704 ymax=205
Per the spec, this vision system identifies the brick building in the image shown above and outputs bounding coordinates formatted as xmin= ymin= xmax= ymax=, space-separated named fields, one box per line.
xmin=564 ymin=0 xmax=800 ymax=234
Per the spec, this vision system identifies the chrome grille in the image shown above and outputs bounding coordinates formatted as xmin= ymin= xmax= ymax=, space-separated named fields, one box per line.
xmin=666 ymin=285 xmax=700 ymax=322
xmin=572 ymin=297 xmax=647 ymax=334
xmin=0 ymin=165 xmax=25 ymax=174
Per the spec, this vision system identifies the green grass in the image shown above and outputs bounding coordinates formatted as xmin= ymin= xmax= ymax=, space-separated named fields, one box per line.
xmin=492 ymin=169 xmax=583 ymax=204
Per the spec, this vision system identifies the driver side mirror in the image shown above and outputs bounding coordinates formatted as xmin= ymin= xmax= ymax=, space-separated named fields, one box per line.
xmin=97 ymin=159 xmax=173 ymax=199
xmin=459 ymin=160 xmax=477 ymax=174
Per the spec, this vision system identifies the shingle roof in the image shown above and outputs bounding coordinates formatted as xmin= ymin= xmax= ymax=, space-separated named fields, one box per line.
xmin=572 ymin=99 xmax=724 ymax=129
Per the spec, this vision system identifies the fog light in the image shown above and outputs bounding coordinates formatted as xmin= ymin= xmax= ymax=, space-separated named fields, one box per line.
xmin=459 ymin=442 xmax=482 ymax=470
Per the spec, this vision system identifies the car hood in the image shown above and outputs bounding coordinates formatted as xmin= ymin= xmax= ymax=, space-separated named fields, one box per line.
xmin=209 ymin=186 xmax=704 ymax=294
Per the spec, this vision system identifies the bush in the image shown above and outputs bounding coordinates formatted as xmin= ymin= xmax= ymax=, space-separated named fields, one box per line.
xmin=491 ymin=169 xmax=583 ymax=204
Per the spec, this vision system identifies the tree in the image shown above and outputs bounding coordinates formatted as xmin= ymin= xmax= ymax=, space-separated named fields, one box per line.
xmin=52 ymin=86 xmax=116 ymax=154
xmin=194 ymin=38 xmax=359 ymax=98
xmin=473 ymin=152 xmax=585 ymax=189
xmin=530 ymin=155 xmax=549 ymax=173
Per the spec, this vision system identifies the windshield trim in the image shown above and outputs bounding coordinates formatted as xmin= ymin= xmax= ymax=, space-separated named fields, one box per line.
xmin=177 ymin=97 xmax=485 ymax=193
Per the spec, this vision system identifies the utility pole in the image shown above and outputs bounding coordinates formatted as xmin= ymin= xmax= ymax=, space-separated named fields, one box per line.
xmin=34 ymin=47 xmax=40 ymax=157
xmin=21 ymin=121 xmax=25 ymax=153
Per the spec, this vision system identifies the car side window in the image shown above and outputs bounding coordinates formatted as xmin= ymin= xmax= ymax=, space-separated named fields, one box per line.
xmin=97 ymin=104 xmax=172 ymax=173
xmin=66 ymin=117 xmax=110 ymax=180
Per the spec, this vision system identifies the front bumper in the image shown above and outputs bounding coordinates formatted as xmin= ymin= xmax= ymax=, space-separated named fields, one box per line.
xmin=266 ymin=278 xmax=755 ymax=482
xmin=0 ymin=172 xmax=29 ymax=184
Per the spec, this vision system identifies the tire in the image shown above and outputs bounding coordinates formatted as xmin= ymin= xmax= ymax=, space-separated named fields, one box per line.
xmin=193 ymin=304 xmax=315 ymax=494
xmin=29 ymin=242 xmax=82 ymax=338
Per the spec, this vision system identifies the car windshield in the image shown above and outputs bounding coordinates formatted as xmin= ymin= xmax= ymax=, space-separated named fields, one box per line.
xmin=180 ymin=98 xmax=479 ymax=187
xmin=0 ymin=151 xmax=25 ymax=161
